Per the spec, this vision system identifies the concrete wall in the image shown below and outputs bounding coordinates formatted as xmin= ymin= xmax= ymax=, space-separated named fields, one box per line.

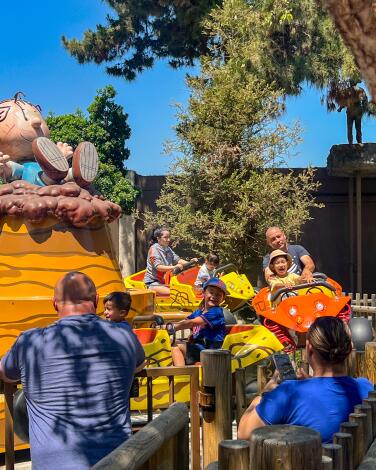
xmin=118 ymin=168 xmax=376 ymax=293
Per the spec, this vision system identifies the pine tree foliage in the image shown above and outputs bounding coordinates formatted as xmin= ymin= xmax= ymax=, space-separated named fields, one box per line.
xmin=62 ymin=0 xmax=358 ymax=94
xmin=141 ymin=0 xmax=322 ymax=271
xmin=47 ymin=86 xmax=138 ymax=212
xmin=62 ymin=0 xmax=220 ymax=81
xmin=207 ymin=0 xmax=359 ymax=95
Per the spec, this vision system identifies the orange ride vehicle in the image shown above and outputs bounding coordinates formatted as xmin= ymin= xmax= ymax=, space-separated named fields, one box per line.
xmin=252 ymin=273 xmax=351 ymax=352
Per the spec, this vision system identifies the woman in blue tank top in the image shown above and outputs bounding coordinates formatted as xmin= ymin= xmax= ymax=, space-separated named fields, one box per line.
xmin=238 ymin=316 xmax=373 ymax=443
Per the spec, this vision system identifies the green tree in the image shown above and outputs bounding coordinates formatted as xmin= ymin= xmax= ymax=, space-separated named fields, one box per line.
xmin=141 ymin=0 xmax=322 ymax=272
xmin=62 ymin=0 xmax=221 ymax=81
xmin=47 ymin=85 xmax=139 ymax=212
xmin=62 ymin=0 xmax=359 ymax=94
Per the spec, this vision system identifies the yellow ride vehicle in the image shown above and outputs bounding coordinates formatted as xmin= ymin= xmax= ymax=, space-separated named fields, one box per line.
xmin=125 ymin=262 xmax=256 ymax=313
xmin=130 ymin=322 xmax=283 ymax=411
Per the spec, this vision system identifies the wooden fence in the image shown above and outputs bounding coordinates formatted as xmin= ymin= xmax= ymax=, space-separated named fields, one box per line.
xmin=93 ymin=402 xmax=190 ymax=470
xmin=136 ymin=365 xmax=200 ymax=469
xmin=346 ymin=293 xmax=376 ymax=328
xmin=2 ymin=299 xmax=376 ymax=470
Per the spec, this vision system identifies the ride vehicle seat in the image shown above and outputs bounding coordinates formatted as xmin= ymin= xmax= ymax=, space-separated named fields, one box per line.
xmin=133 ymin=328 xmax=158 ymax=345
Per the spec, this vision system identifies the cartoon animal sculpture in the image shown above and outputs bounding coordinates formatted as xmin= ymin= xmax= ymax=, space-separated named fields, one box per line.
xmin=0 ymin=92 xmax=98 ymax=187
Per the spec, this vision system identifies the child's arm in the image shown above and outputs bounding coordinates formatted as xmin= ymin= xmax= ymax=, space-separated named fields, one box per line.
xmin=173 ymin=316 xmax=205 ymax=331
xmin=194 ymin=265 xmax=209 ymax=288
xmin=264 ymin=266 xmax=276 ymax=283
xmin=268 ymin=279 xmax=285 ymax=292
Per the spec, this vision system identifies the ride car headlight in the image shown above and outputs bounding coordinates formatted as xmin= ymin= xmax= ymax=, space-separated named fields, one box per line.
xmin=289 ymin=306 xmax=298 ymax=316
xmin=315 ymin=301 xmax=324 ymax=311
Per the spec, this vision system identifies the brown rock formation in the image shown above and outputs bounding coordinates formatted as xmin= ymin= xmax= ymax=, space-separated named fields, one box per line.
xmin=0 ymin=181 xmax=121 ymax=226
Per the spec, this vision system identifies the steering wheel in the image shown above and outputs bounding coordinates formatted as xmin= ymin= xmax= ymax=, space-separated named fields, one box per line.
xmin=150 ymin=314 xmax=165 ymax=328
xmin=306 ymin=286 xmax=324 ymax=295
xmin=312 ymin=272 xmax=328 ymax=280
xmin=172 ymin=257 xmax=202 ymax=276
xmin=280 ymin=290 xmax=299 ymax=301
xmin=165 ymin=322 xmax=177 ymax=345
xmin=270 ymin=280 xmax=336 ymax=303
xmin=212 ymin=263 xmax=238 ymax=277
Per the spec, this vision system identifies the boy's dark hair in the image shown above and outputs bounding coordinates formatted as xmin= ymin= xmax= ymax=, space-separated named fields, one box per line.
xmin=206 ymin=252 xmax=220 ymax=265
xmin=104 ymin=291 xmax=132 ymax=312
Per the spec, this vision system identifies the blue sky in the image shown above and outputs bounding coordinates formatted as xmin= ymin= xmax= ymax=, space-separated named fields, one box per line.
xmin=2 ymin=0 xmax=376 ymax=175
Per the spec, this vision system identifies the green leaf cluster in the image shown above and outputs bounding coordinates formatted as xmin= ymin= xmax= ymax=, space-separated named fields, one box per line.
xmin=62 ymin=0 xmax=220 ymax=80
xmin=62 ymin=0 xmax=358 ymax=96
xmin=46 ymin=85 xmax=139 ymax=213
xmin=142 ymin=0 xmax=322 ymax=272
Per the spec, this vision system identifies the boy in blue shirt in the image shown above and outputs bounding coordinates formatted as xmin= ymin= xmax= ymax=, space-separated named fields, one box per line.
xmin=171 ymin=277 xmax=227 ymax=365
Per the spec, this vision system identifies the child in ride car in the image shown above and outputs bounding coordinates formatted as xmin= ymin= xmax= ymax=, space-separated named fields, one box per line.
xmin=267 ymin=250 xmax=302 ymax=305
xmin=194 ymin=252 xmax=220 ymax=290
xmin=170 ymin=277 xmax=227 ymax=366
xmin=104 ymin=291 xmax=132 ymax=323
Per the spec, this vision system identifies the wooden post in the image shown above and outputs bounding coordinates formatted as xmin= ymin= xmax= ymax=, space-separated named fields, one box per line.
xmin=322 ymin=444 xmax=342 ymax=470
xmin=357 ymin=435 xmax=376 ymax=469
xmin=174 ymin=423 xmax=189 ymax=470
xmin=340 ymin=422 xmax=358 ymax=470
xmin=333 ymin=432 xmax=353 ymax=470
xmin=365 ymin=342 xmax=376 ymax=384
xmin=368 ymin=390 xmax=376 ymax=399
xmin=257 ymin=364 xmax=268 ymax=393
xmin=201 ymin=350 xmax=233 ymax=469
xmin=372 ymin=294 xmax=376 ymax=330
xmin=218 ymin=440 xmax=250 ymax=470
xmin=92 ymin=402 xmax=189 ymax=470
xmin=363 ymin=397 xmax=376 ymax=439
xmin=321 ymin=455 xmax=333 ymax=470
xmin=249 ymin=425 xmax=322 ymax=470
xmin=147 ymin=435 xmax=176 ymax=470
xmin=189 ymin=366 xmax=201 ymax=470
xmin=355 ymin=351 xmax=367 ymax=378
xmin=354 ymin=404 xmax=372 ymax=449
xmin=349 ymin=412 xmax=367 ymax=466
xmin=205 ymin=464 xmax=219 ymax=470
xmin=234 ymin=368 xmax=247 ymax=425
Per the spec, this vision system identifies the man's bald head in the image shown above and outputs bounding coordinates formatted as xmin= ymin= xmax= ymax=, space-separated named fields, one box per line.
xmin=265 ymin=226 xmax=287 ymax=251
xmin=265 ymin=226 xmax=283 ymax=239
xmin=54 ymin=272 xmax=97 ymax=306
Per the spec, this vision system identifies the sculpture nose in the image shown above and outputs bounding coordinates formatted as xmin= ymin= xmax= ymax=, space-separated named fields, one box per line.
xmin=31 ymin=118 xmax=42 ymax=129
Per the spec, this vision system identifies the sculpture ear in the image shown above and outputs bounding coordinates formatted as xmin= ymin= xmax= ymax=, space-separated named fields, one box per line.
xmin=0 ymin=106 xmax=10 ymax=122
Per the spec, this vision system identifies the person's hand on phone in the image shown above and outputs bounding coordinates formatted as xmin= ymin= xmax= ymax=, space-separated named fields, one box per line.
xmin=262 ymin=370 xmax=280 ymax=394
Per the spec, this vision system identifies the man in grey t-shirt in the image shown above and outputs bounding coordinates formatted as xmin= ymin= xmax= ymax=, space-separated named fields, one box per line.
xmin=0 ymin=272 xmax=145 ymax=470
xmin=262 ymin=227 xmax=315 ymax=284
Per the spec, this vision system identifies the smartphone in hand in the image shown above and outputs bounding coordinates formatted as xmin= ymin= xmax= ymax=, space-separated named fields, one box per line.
xmin=272 ymin=353 xmax=297 ymax=381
